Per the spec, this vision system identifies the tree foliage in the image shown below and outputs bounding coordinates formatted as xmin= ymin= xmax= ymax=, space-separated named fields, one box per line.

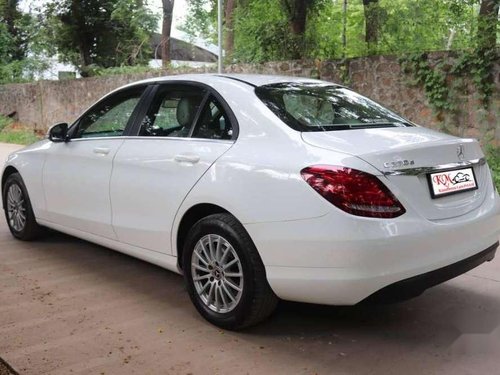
xmin=0 ymin=22 xmax=15 ymax=65
xmin=43 ymin=0 xmax=158 ymax=75
xmin=0 ymin=0 xmax=498 ymax=83
xmin=233 ymin=0 xmax=300 ymax=61
xmin=0 ymin=0 xmax=27 ymax=60
xmin=0 ymin=0 xmax=49 ymax=83
xmin=183 ymin=0 xmax=498 ymax=63
xmin=181 ymin=0 xmax=218 ymax=44
xmin=477 ymin=0 xmax=499 ymax=50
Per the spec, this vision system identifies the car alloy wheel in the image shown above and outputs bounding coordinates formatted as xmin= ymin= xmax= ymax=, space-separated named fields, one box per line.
xmin=183 ymin=213 xmax=278 ymax=330
xmin=191 ymin=234 xmax=244 ymax=313
xmin=6 ymin=183 xmax=27 ymax=232
xmin=3 ymin=172 xmax=43 ymax=241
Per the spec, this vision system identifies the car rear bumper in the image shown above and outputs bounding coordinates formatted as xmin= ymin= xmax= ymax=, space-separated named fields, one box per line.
xmin=363 ymin=241 xmax=497 ymax=303
xmin=245 ymin=193 xmax=500 ymax=305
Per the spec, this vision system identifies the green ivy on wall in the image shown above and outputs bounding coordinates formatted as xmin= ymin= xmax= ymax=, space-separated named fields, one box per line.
xmin=399 ymin=47 xmax=497 ymax=119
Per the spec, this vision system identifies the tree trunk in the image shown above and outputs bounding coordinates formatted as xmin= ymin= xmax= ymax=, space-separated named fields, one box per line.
xmin=342 ymin=0 xmax=347 ymax=58
xmin=363 ymin=0 xmax=379 ymax=52
xmin=289 ymin=0 xmax=309 ymax=34
xmin=70 ymin=0 xmax=92 ymax=73
xmin=80 ymin=43 xmax=92 ymax=69
xmin=161 ymin=0 xmax=175 ymax=67
xmin=281 ymin=0 xmax=313 ymax=58
xmin=477 ymin=0 xmax=499 ymax=50
xmin=224 ymin=0 xmax=236 ymax=61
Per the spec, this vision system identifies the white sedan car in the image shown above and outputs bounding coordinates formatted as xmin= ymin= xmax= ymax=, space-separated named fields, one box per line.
xmin=2 ymin=74 xmax=499 ymax=329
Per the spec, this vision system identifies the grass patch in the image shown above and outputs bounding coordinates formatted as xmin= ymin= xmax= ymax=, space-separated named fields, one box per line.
xmin=0 ymin=115 xmax=13 ymax=132
xmin=0 ymin=116 xmax=42 ymax=145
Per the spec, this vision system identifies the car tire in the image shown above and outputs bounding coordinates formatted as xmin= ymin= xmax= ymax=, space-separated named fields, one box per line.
xmin=2 ymin=173 xmax=43 ymax=241
xmin=183 ymin=213 xmax=278 ymax=330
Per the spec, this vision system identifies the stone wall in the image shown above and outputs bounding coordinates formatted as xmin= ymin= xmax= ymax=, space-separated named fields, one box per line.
xmin=0 ymin=65 xmax=213 ymax=133
xmin=0 ymin=52 xmax=498 ymax=145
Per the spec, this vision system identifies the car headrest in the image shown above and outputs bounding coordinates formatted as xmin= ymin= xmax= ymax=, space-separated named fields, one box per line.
xmin=176 ymin=97 xmax=198 ymax=127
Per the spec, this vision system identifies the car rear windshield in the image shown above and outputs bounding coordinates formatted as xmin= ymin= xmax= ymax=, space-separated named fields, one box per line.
xmin=255 ymin=83 xmax=414 ymax=132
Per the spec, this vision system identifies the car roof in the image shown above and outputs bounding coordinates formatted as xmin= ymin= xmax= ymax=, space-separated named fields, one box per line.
xmin=126 ymin=73 xmax=328 ymax=88
xmin=104 ymin=74 xmax=343 ymax=103
xmin=214 ymin=74 xmax=326 ymax=86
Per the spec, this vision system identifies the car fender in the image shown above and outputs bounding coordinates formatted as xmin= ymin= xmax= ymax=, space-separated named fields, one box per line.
xmin=1 ymin=140 xmax=50 ymax=218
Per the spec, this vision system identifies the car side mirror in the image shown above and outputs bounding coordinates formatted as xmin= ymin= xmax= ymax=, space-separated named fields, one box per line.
xmin=48 ymin=123 xmax=69 ymax=143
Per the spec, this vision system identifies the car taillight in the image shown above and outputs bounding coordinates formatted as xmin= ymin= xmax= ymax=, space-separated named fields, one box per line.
xmin=301 ymin=165 xmax=406 ymax=218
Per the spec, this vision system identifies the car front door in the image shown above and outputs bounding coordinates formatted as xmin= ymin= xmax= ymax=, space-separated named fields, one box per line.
xmin=110 ymin=83 xmax=236 ymax=254
xmin=42 ymin=85 xmax=148 ymax=239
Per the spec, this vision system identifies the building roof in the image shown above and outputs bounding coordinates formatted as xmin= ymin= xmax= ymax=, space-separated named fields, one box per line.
xmin=150 ymin=34 xmax=217 ymax=63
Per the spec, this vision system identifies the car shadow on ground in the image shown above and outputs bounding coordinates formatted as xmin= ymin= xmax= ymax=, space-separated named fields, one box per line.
xmin=36 ymin=229 xmax=500 ymax=337
xmin=251 ymin=287 xmax=500 ymax=338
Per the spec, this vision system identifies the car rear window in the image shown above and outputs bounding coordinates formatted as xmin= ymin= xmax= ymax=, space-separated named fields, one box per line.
xmin=255 ymin=83 xmax=414 ymax=132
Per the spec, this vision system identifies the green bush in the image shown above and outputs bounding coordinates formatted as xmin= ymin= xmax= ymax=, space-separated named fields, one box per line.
xmin=90 ymin=64 xmax=158 ymax=77
xmin=485 ymin=145 xmax=500 ymax=193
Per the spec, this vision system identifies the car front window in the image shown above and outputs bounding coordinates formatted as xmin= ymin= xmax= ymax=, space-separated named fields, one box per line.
xmin=74 ymin=87 xmax=145 ymax=139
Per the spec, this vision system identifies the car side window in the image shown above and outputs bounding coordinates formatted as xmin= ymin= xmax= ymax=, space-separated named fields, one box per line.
xmin=139 ymin=86 xmax=205 ymax=137
xmin=192 ymin=96 xmax=233 ymax=140
xmin=74 ymin=87 xmax=145 ymax=139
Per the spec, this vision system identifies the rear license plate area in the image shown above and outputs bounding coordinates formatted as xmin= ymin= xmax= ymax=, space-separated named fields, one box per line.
xmin=427 ymin=167 xmax=478 ymax=199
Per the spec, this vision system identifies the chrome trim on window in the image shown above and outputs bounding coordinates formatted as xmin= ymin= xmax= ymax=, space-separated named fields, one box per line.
xmin=67 ymin=136 xmax=234 ymax=144
xmin=382 ymin=157 xmax=486 ymax=176
xmin=121 ymin=136 xmax=235 ymax=144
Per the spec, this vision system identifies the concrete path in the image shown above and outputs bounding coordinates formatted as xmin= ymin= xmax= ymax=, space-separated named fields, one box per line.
xmin=1 ymin=141 xmax=500 ymax=374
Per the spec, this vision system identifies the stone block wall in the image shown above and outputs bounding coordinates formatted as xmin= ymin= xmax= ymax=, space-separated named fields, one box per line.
xmin=0 ymin=52 xmax=498 ymax=145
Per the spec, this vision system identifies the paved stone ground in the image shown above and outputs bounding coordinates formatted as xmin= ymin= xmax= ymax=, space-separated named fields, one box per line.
xmin=1 ymin=142 xmax=500 ymax=374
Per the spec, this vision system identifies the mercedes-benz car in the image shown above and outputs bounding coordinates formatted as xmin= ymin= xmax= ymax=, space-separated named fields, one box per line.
xmin=2 ymin=74 xmax=499 ymax=329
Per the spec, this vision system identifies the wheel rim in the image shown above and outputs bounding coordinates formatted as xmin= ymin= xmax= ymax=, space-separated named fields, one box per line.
xmin=191 ymin=234 xmax=244 ymax=313
xmin=6 ymin=184 xmax=27 ymax=232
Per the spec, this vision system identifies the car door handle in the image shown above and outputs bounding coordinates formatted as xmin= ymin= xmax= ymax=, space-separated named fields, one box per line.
xmin=93 ymin=147 xmax=111 ymax=155
xmin=174 ymin=153 xmax=200 ymax=164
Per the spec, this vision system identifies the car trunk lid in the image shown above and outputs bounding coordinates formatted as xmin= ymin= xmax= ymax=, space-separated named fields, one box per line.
xmin=301 ymin=127 xmax=489 ymax=220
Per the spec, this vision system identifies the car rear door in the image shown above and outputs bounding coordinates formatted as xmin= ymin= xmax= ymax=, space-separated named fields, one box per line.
xmin=110 ymin=83 xmax=236 ymax=254
xmin=42 ymin=85 xmax=149 ymax=239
